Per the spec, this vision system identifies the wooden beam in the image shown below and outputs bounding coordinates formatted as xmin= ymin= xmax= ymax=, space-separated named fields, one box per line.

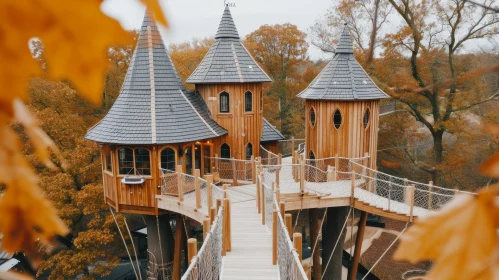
xmin=348 ymin=211 xmax=367 ymax=280
xmin=172 ymin=214 xmax=184 ymax=280
xmin=261 ymin=182 xmax=266 ymax=225
xmin=272 ymin=211 xmax=278 ymax=265
xmin=194 ymin=169 xmax=201 ymax=209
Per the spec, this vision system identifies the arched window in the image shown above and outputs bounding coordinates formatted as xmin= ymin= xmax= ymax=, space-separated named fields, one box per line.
xmin=245 ymin=142 xmax=253 ymax=160
xmin=245 ymin=91 xmax=252 ymax=112
xmin=260 ymin=90 xmax=263 ymax=112
xmin=310 ymin=107 xmax=316 ymax=127
xmin=221 ymin=143 xmax=230 ymax=159
xmin=333 ymin=109 xmax=342 ymax=130
xmin=363 ymin=108 xmax=370 ymax=128
xmin=160 ymin=148 xmax=176 ymax=171
xmin=135 ymin=148 xmax=151 ymax=175
xmin=220 ymin=91 xmax=229 ymax=113
xmin=118 ymin=148 xmax=134 ymax=175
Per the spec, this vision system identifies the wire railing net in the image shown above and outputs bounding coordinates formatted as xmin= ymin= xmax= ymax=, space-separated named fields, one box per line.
xmin=260 ymin=145 xmax=279 ymax=165
xmin=160 ymin=169 xmax=177 ymax=196
xmin=278 ymin=138 xmax=305 ymax=157
xmin=211 ymin=157 xmax=253 ymax=183
xmin=181 ymin=207 xmax=224 ymax=280
xmin=263 ymin=183 xmax=274 ymax=231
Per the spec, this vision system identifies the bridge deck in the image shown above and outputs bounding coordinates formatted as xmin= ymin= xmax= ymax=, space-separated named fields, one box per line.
xmin=222 ymin=187 xmax=278 ymax=280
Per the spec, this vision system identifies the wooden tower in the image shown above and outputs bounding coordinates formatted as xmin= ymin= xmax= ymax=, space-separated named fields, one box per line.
xmin=85 ymin=12 xmax=227 ymax=215
xmin=298 ymin=25 xmax=388 ymax=169
xmin=186 ymin=6 xmax=277 ymax=160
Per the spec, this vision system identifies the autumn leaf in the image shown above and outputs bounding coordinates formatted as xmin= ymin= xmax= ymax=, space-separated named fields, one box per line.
xmin=393 ymin=186 xmax=499 ymax=279
xmin=380 ymin=159 xmax=401 ymax=169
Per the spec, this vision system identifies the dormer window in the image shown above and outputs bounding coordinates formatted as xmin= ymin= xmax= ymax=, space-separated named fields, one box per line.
xmin=220 ymin=91 xmax=229 ymax=113
xmin=245 ymin=91 xmax=253 ymax=112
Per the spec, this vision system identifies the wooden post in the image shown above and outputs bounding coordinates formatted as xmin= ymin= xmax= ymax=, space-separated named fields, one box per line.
xmin=351 ymin=170 xmax=356 ymax=204
xmin=409 ymin=185 xmax=415 ymax=222
xmin=335 ymin=153 xmax=339 ymax=174
xmin=172 ymin=214 xmax=184 ymax=280
xmin=176 ymin=165 xmax=183 ymax=202
xmin=231 ymin=157 xmax=237 ymax=186
xmin=327 ymin=165 xmax=333 ymax=182
xmin=292 ymin=151 xmax=298 ymax=182
xmin=188 ymin=238 xmax=197 ymax=265
xmin=214 ymin=154 xmax=219 ymax=172
xmin=272 ymin=211 xmax=278 ymax=265
xmin=203 ymin=218 xmax=210 ymax=240
xmin=348 ymin=211 xmax=368 ymax=280
xmin=256 ymin=172 xmax=261 ymax=214
xmin=227 ymin=198 xmax=232 ymax=251
xmin=300 ymin=154 xmax=305 ymax=193
xmin=280 ymin=202 xmax=285 ymax=220
xmin=403 ymin=178 xmax=410 ymax=205
xmin=216 ymin=199 xmax=222 ymax=212
xmin=309 ymin=208 xmax=321 ymax=280
xmin=223 ymin=184 xmax=229 ymax=199
xmin=428 ymin=181 xmax=433 ymax=210
xmin=194 ymin=169 xmax=201 ymax=209
xmin=276 ymin=187 xmax=281 ymax=203
xmin=223 ymin=198 xmax=231 ymax=252
xmin=293 ymin=233 xmax=303 ymax=262
xmin=291 ymin=136 xmax=295 ymax=153
xmin=210 ymin=208 xmax=216 ymax=225
xmin=276 ymin=168 xmax=280 ymax=187
xmin=261 ymin=182 xmax=266 ymax=225
xmin=278 ymin=153 xmax=282 ymax=165
xmin=285 ymin=213 xmax=292 ymax=239
xmin=251 ymin=155 xmax=256 ymax=183
xmin=206 ymin=175 xmax=213 ymax=218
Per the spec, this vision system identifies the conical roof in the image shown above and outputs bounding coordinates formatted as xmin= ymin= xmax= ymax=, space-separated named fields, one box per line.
xmin=186 ymin=6 xmax=271 ymax=84
xmin=298 ymin=25 xmax=388 ymax=100
xmin=85 ymin=12 xmax=227 ymax=145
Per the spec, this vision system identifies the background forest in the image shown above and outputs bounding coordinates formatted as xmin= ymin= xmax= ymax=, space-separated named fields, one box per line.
xmin=11 ymin=0 xmax=498 ymax=278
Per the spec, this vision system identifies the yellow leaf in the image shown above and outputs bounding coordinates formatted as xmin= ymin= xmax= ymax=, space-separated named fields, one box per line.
xmin=393 ymin=186 xmax=499 ymax=279
xmin=141 ymin=0 xmax=169 ymax=27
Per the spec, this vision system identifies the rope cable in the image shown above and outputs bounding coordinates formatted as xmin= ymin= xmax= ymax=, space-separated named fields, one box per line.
xmin=321 ymin=207 xmax=353 ymax=280
xmin=110 ymin=207 xmax=139 ymax=280
xmin=360 ymin=223 xmax=409 ymax=280
xmin=123 ymin=216 xmax=143 ymax=280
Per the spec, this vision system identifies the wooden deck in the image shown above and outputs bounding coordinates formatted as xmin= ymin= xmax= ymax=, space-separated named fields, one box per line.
xmin=222 ymin=187 xmax=278 ymax=280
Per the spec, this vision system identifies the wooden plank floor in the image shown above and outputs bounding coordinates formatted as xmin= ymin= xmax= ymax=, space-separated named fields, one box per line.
xmin=222 ymin=186 xmax=278 ymax=280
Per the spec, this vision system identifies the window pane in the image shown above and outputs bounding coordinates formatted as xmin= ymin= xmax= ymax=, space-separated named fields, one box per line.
xmin=135 ymin=148 xmax=151 ymax=175
xmin=118 ymin=148 xmax=134 ymax=175
xmin=220 ymin=92 xmax=229 ymax=113
xmin=195 ymin=144 xmax=201 ymax=170
xmin=160 ymin=148 xmax=176 ymax=171
xmin=333 ymin=109 xmax=342 ymax=129
xmin=245 ymin=143 xmax=253 ymax=160
xmin=204 ymin=146 xmax=211 ymax=174
xmin=185 ymin=146 xmax=193 ymax=175
xmin=221 ymin=144 xmax=230 ymax=159
xmin=363 ymin=108 xmax=370 ymax=128
xmin=245 ymin=91 xmax=252 ymax=112
xmin=106 ymin=154 xmax=112 ymax=172
xmin=310 ymin=108 xmax=316 ymax=127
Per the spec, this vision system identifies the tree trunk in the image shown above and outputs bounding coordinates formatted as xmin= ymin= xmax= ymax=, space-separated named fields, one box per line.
xmin=322 ymin=206 xmax=349 ymax=280
xmin=309 ymin=208 xmax=322 ymax=280
xmin=432 ymin=130 xmax=444 ymax=185
xmin=145 ymin=214 xmax=175 ymax=278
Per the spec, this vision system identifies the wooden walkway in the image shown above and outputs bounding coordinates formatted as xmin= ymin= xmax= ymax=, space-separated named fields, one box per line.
xmin=222 ymin=186 xmax=278 ymax=280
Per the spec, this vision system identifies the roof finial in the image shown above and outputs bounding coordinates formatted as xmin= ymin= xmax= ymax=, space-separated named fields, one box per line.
xmin=335 ymin=24 xmax=354 ymax=54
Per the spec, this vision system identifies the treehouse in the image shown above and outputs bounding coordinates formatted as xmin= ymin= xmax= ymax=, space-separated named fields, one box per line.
xmin=297 ymin=25 xmax=389 ymax=170
xmin=85 ymin=13 xmax=228 ymax=214
xmin=186 ymin=6 xmax=283 ymax=161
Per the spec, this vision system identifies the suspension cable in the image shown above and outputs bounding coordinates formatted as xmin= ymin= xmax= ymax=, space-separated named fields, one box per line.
xmin=110 ymin=207 xmax=139 ymax=280
xmin=123 ymin=216 xmax=143 ymax=280
xmin=321 ymin=207 xmax=353 ymax=280
xmin=361 ymin=223 xmax=409 ymax=280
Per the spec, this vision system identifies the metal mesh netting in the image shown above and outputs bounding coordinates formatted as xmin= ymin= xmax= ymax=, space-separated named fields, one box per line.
xmin=277 ymin=138 xmax=305 ymax=157
xmin=181 ymin=207 xmax=224 ymax=280
xmin=263 ymin=183 xmax=274 ymax=231
xmin=260 ymin=145 xmax=279 ymax=165
xmin=211 ymin=157 xmax=253 ymax=183
xmin=160 ymin=168 xmax=177 ymax=195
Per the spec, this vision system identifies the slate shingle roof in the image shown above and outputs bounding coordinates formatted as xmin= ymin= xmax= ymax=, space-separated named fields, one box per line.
xmin=186 ymin=6 xmax=272 ymax=84
xmin=298 ymin=26 xmax=389 ymax=101
xmin=261 ymin=118 xmax=285 ymax=142
xmin=85 ymin=12 xmax=227 ymax=145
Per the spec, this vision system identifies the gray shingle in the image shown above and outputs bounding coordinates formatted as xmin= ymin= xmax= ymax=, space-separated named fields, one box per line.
xmin=261 ymin=118 xmax=285 ymax=142
xmin=186 ymin=6 xmax=271 ymax=84
xmin=85 ymin=12 xmax=227 ymax=145
xmin=298 ymin=26 xmax=389 ymax=101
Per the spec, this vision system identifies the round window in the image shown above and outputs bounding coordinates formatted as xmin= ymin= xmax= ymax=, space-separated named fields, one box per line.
xmin=310 ymin=108 xmax=316 ymax=127
xmin=333 ymin=109 xmax=342 ymax=129
xmin=363 ymin=108 xmax=370 ymax=128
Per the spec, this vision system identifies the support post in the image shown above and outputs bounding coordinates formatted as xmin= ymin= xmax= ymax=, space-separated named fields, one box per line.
xmin=176 ymin=165 xmax=183 ymax=202
xmin=251 ymin=155 xmax=256 ymax=183
xmin=223 ymin=198 xmax=231 ymax=252
xmin=291 ymin=136 xmax=295 ymax=153
xmin=300 ymin=154 xmax=305 ymax=193
xmin=409 ymin=184 xmax=415 ymax=222
xmin=261 ymin=182 xmax=266 ymax=225
xmin=278 ymin=153 xmax=282 ymax=165
xmin=292 ymin=151 xmax=298 ymax=182
xmin=215 ymin=154 xmax=219 ymax=172
xmin=335 ymin=153 xmax=339 ymax=177
xmin=280 ymin=202 xmax=285 ymax=221
xmin=172 ymin=214 xmax=184 ymax=280
xmin=206 ymin=175 xmax=213 ymax=218
xmin=276 ymin=168 xmax=280 ymax=187
xmin=194 ymin=169 xmax=201 ymax=209
xmin=351 ymin=170 xmax=356 ymax=204
xmin=276 ymin=187 xmax=281 ymax=203
xmin=256 ymin=171 xmax=261 ymax=214
xmin=203 ymin=218 xmax=210 ymax=241
xmin=293 ymin=233 xmax=303 ymax=263
xmin=232 ymin=157 xmax=237 ymax=186
xmin=428 ymin=181 xmax=433 ymax=210
xmin=309 ymin=208 xmax=321 ymax=280
xmin=210 ymin=208 xmax=216 ymax=225
xmin=285 ymin=213 xmax=292 ymax=239
xmin=223 ymin=184 xmax=229 ymax=199
xmin=348 ymin=211 xmax=368 ymax=280
xmin=272 ymin=211 xmax=278 ymax=265
xmin=187 ymin=238 xmax=197 ymax=265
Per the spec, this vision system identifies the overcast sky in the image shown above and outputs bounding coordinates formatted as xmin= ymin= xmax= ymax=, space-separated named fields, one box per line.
xmin=101 ymin=0 xmax=333 ymax=60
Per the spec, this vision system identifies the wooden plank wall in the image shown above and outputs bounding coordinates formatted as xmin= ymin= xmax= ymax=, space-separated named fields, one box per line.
xmin=262 ymin=142 xmax=278 ymax=154
xmin=196 ymin=83 xmax=263 ymax=160
xmin=305 ymin=100 xmax=379 ymax=169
